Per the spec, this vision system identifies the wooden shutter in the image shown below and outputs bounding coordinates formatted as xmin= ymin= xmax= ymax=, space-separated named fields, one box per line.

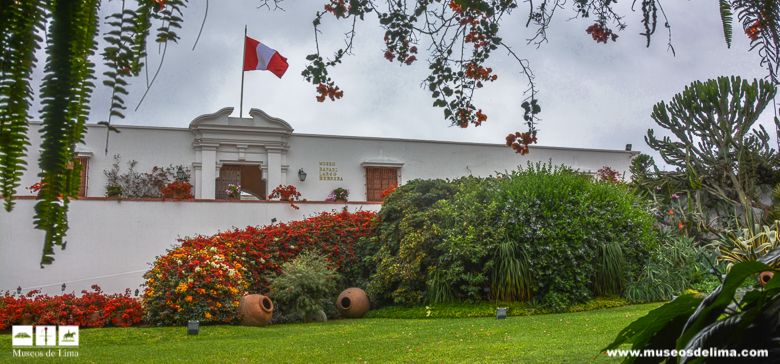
xmin=365 ymin=167 xmax=398 ymax=202
xmin=215 ymin=165 xmax=241 ymax=199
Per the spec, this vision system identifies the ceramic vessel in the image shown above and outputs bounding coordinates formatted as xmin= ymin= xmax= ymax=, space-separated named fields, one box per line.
xmin=336 ymin=288 xmax=370 ymax=318
xmin=759 ymin=271 xmax=775 ymax=287
xmin=238 ymin=294 xmax=274 ymax=327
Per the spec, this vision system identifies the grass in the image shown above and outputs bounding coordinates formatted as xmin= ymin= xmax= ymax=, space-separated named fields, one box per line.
xmin=365 ymin=297 xmax=632 ymax=319
xmin=0 ymin=303 xmax=663 ymax=363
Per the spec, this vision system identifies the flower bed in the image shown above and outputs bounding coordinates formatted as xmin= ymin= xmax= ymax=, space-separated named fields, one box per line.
xmin=0 ymin=285 xmax=143 ymax=329
xmin=143 ymin=210 xmax=377 ymax=326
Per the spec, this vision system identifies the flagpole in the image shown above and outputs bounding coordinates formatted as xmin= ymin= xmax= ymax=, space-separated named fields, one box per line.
xmin=240 ymin=25 xmax=247 ymax=118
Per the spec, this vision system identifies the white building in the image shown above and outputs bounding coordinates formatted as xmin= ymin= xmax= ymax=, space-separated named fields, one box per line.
xmin=1 ymin=107 xmax=638 ymax=295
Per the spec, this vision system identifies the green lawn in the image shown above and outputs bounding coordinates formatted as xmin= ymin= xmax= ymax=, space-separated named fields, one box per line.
xmin=0 ymin=303 xmax=662 ymax=363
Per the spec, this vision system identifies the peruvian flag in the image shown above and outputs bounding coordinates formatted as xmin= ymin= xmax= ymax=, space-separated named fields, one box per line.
xmin=244 ymin=36 xmax=288 ymax=78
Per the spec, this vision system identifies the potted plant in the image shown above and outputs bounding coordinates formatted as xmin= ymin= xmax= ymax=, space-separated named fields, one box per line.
xmin=326 ymin=187 xmax=349 ymax=203
xmin=105 ymin=184 xmax=123 ymax=200
xmin=269 ymin=185 xmax=306 ymax=210
xmin=226 ymin=184 xmax=241 ymax=201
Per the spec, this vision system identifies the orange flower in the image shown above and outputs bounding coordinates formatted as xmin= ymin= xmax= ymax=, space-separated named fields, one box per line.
xmin=205 ymin=312 xmax=212 ymax=319
xmin=679 ymin=221 xmax=684 ymax=228
xmin=185 ymin=296 xmax=193 ymax=302
xmin=669 ymin=210 xmax=673 ymax=215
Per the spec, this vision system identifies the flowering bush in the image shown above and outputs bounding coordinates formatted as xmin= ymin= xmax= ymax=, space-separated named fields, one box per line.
xmin=143 ymin=246 xmax=248 ymax=326
xmin=226 ymin=184 xmax=241 ymax=198
xmin=179 ymin=210 xmax=377 ymax=292
xmin=268 ymin=184 xmax=306 ymax=209
xmin=379 ymin=184 xmax=397 ymax=199
xmin=104 ymin=154 xmax=191 ymax=198
xmin=161 ymin=181 xmax=193 ymax=201
xmin=597 ymin=166 xmax=623 ymax=184
xmin=0 ymin=285 xmax=143 ymax=329
xmin=325 ymin=187 xmax=349 ymax=202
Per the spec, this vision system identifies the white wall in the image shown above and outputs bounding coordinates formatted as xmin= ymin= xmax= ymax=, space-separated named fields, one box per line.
xmin=286 ymin=134 xmax=636 ymax=201
xmin=18 ymin=122 xmax=636 ymax=201
xmin=0 ymin=199 xmax=380 ymax=296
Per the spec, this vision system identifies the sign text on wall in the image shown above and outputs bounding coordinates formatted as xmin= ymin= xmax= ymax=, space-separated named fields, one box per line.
xmin=319 ymin=161 xmax=343 ymax=181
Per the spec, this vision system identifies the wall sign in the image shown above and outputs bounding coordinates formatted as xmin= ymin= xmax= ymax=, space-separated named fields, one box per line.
xmin=319 ymin=161 xmax=343 ymax=181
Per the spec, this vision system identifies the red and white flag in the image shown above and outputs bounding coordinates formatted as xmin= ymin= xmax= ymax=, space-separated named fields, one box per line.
xmin=244 ymin=36 xmax=288 ymax=78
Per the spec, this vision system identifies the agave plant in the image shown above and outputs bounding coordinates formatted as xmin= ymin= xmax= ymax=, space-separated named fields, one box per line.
xmin=713 ymin=220 xmax=780 ymax=272
xmin=601 ymin=246 xmax=780 ymax=364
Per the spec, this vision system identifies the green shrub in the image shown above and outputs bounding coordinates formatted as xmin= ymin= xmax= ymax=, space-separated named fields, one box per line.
xmin=624 ymin=234 xmax=717 ymax=302
xmin=498 ymin=162 xmax=656 ymax=310
xmin=368 ymin=178 xmax=462 ymax=305
xmin=269 ymin=252 xmax=340 ymax=317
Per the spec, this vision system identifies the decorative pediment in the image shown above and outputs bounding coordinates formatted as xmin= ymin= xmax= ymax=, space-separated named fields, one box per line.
xmin=189 ymin=107 xmax=293 ymax=149
xmin=361 ymin=148 xmax=404 ymax=168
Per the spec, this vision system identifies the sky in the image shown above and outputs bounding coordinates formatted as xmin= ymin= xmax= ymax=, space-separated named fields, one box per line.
xmin=28 ymin=0 xmax=780 ymax=168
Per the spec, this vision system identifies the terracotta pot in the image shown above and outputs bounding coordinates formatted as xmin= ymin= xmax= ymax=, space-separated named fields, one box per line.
xmin=88 ymin=312 xmax=100 ymax=324
xmin=759 ymin=271 xmax=775 ymax=287
xmin=336 ymin=288 xmax=370 ymax=319
xmin=114 ymin=315 xmax=128 ymax=326
xmin=304 ymin=310 xmax=327 ymax=323
xmin=227 ymin=196 xmax=239 ymax=202
xmin=238 ymin=294 xmax=274 ymax=327
xmin=280 ymin=196 xmax=290 ymax=202
xmin=334 ymin=199 xmax=347 ymax=204
xmin=20 ymin=315 xmax=33 ymax=325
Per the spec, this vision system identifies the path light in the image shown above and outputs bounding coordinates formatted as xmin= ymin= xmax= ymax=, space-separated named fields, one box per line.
xmin=298 ymin=168 xmax=307 ymax=182
xmin=176 ymin=167 xmax=185 ymax=181
xmin=496 ymin=307 xmax=507 ymax=320
xmin=188 ymin=320 xmax=199 ymax=335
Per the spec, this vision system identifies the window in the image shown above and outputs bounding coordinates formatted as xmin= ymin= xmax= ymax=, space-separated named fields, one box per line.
xmin=67 ymin=157 xmax=89 ymax=197
xmin=365 ymin=167 xmax=398 ymax=202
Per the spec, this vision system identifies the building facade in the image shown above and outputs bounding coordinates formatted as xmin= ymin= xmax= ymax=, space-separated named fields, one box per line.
xmin=2 ymin=108 xmax=638 ymax=295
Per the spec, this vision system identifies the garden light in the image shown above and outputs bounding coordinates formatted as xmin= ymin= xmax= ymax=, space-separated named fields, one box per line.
xmin=61 ymin=283 xmax=66 ymax=293
xmin=188 ymin=320 xmax=199 ymax=335
xmin=298 ymin=168 xmax=307 ymax=182
xmin=135 ymin=289 xmax=139 ymax=297
xmin=16 ymin=286 xmax=21 ymax=296
xmin=496 ymin=307 xmax=507 ymax=320
xmin=176 ymin=167 xmax=185 ymax=181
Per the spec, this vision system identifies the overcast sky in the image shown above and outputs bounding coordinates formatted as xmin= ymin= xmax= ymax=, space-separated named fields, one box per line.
xmin=28 ymin=0 xmax=780 ymax=168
